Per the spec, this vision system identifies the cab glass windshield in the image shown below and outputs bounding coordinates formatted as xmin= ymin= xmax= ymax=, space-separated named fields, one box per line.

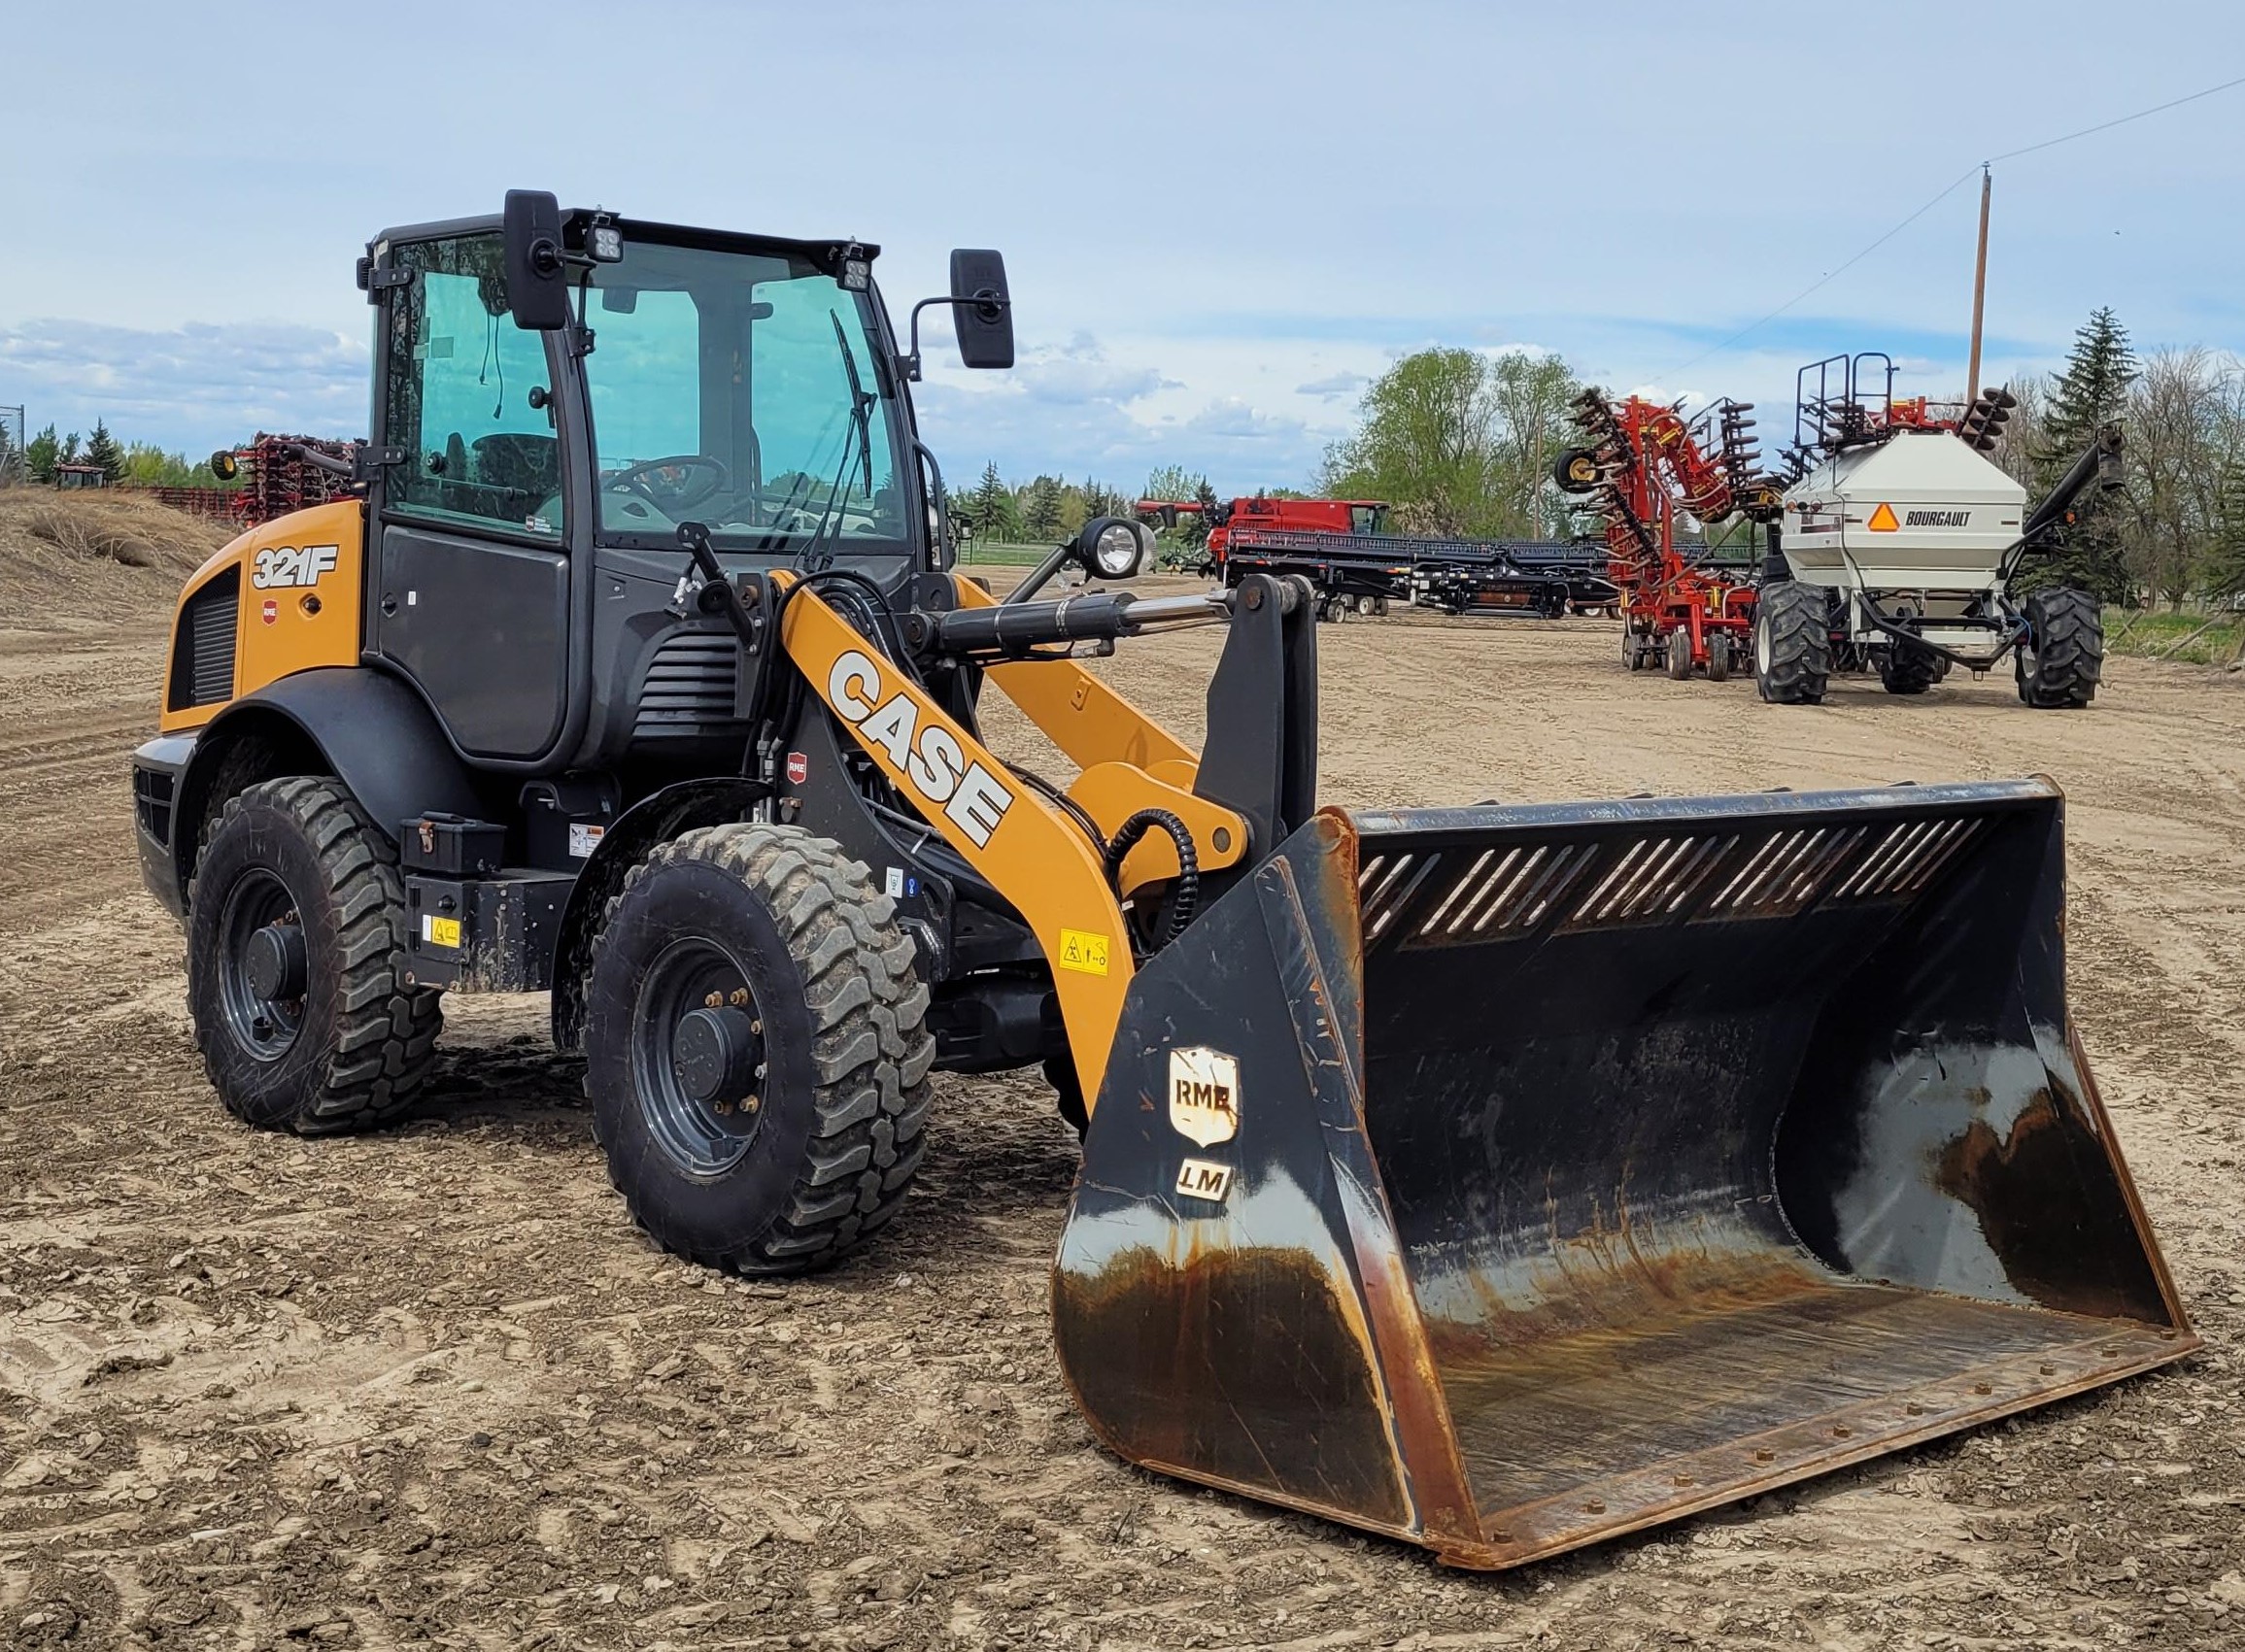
xmin=584 ymin=237 xmax=910 ymax=555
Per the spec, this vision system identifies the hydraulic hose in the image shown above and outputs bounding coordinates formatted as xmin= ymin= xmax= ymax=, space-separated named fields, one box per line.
xmin=1102 ymin=809 xmax=1200 ymax=947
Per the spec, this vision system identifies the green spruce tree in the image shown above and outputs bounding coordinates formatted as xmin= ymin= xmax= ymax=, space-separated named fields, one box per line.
xmin=83 ymin=419 xmax=123 ymax=482
xmin=2024 ymin=308 xmax=2136 ymax=602
xmin=2203 ymin=457 xmax=2245 ymax=602
xmin=1022 ymin=473 xmax=1064 ymax=540
xmin=966 ymin=461 xmax=1019 ymax=542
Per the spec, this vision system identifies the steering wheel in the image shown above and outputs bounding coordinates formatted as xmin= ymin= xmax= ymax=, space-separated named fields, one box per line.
xmin=608 ymin=455 xmax=731 ymax=513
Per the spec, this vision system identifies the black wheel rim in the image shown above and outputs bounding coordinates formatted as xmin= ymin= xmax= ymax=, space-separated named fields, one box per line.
xmin=630 ymin=937 xmax=767 ymax=1177
xmin=218 ymin=868 xmax=305 ymax=1062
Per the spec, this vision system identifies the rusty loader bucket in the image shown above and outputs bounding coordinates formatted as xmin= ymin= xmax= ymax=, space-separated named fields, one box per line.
xmin=1052 ymin=780 xmax=2195 ymax=1568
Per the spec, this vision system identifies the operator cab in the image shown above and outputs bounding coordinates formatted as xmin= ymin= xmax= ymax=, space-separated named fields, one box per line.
xmin=356 ymin=196 xmax=1011 ymax=771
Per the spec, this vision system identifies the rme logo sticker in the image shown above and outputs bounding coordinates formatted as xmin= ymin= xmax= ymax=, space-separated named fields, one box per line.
xmin=1169 ymin=1046 xmax=1241 ymax=1147
xmin=1904 ymin=509 xmax=1971 ymax=527
xmin=251 ymin=544 xmax=340 ymax=590
xmin=828 ymin=650 xmax=1015 ymax=849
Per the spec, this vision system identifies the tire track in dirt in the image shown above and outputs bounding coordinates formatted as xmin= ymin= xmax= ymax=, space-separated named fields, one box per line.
xmin=4 ymin=585 xmax=2242 ymax=1650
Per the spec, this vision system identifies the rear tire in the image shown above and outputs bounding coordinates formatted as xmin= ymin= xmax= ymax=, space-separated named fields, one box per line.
xmin=1753 ymin=581 xmax=1830 ymax=705
xmin=2017 ymin=589 xmax=2102 ymax=708
xmin=585 ymin=824 xmax=934 ymax=1274
xmin=1879 ymin=642 xmax=1939 ymax=695
xmin=186 ymin=777 xmax=441 ymax=1134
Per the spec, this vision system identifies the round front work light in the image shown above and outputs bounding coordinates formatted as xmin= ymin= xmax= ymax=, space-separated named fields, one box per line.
xmin=1082 ymin=517 xmax=1148 ymax=581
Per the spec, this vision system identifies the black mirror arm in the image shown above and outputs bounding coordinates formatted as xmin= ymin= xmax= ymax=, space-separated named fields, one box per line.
xmin=899 ymin=292 xmax=1015 ymax=382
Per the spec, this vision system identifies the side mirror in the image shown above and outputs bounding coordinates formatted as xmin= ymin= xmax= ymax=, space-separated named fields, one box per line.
xmin=209 ymin=451 xmax=239 ymax=482
xmin=1076 ymin=515 xmax=1151 ymax=581
xmin=503 ymin=189 xmax=571 ymax=331
xmin=947 ymin=250 xmax=1013 ymax=370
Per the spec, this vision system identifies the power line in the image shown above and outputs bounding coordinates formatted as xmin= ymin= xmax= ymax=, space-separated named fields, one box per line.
xmin=1656 ymin=70 xmax=2245 ymax=379
xmin=1985 ymin=72 xmax=2245 ymax=164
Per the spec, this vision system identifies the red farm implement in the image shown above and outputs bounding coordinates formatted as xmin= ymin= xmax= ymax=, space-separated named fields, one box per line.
xmin=1556 ymin=392 xmax=1782 ymax=681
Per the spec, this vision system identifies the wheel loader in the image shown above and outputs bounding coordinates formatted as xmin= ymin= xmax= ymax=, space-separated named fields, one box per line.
xmin=132 ymin=191 xmax=2196 ymax=1569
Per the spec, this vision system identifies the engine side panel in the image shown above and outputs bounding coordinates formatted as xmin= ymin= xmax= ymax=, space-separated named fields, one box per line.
xmin=158 ymin=500 xmax=368 ymax=734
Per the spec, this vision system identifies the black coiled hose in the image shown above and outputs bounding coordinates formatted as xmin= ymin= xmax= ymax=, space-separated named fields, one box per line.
xmin=1102 ymin=808 xmax=1200 ymax=948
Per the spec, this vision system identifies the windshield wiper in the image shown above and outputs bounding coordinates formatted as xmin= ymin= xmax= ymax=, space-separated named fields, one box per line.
xmin=793 ymin=315 xmax=882 ymax=572
xmin=830 ymin=311 xmax=877 ymax=501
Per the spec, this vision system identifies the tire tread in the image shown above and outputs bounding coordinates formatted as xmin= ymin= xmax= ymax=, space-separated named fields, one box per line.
xmin=586 ymin=823 xmax=934 ymax=1275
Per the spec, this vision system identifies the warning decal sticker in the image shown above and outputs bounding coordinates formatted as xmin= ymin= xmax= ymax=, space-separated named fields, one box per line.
xmin=1056 ymin=928 xmax=1109 ymax=977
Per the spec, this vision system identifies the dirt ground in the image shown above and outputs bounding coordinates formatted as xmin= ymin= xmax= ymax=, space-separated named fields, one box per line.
xmin=3 ymin=521 xmax=2243 ymax=1652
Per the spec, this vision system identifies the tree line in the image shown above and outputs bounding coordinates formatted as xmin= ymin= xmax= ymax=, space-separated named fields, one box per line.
xmin=0 ymin=417 xmax=231 ymax=489
xmin=1991 ymin=308 xmax=2245 ymax=607
xmin=947 ymin=466 xmax=1211 ymax=544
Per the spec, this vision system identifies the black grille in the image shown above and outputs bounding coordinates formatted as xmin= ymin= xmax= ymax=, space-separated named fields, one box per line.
xmin=167 ymin=566 xmax=239 ymax=712
xmin=632 ymin=630 xmax=744 ymax=741
xmin=133 ymin=764 xmax=176 ymax=848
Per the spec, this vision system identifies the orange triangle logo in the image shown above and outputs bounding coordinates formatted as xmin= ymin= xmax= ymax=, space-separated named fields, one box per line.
xmin=1867 ymin=502 xmax=1900 ymax=532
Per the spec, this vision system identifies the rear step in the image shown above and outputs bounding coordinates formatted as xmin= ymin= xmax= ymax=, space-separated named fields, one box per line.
xmin=1052 ymin=781 xmax=2194 ymax=1568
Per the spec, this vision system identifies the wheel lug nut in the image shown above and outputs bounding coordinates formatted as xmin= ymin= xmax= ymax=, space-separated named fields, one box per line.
xmin=704 ymin=992 xmax=723 ymax=1009
xmin=744 ymin=1095 xmax=761 ymax=1113
xmin=729 ymin=989 xmax=750 ymax=1007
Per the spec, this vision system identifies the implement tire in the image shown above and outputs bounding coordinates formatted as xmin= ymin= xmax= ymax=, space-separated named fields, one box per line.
xmin=1879 ymin=642 xmax=1939 ymax=695
xmin=585 ymin=824 xmax=934 ymax=1275
xmin=2017 ymin=589 xmax=2103 ymax=708
xmin=186 ymin=776 xmax=442 ymax=1133
xmin=1754 ymin=580 xmax=1831 ymax=705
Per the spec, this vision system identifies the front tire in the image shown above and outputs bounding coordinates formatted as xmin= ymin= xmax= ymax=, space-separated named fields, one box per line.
xmin=585 ymin=825 xmax=934 ymax=1274
xmin=186 ymin=777 xmax=441 ymax=1133
xmin=2017 ymin=589 xmax=2102 ymax=708
xmin=1754 ymin=581 xmax=1831 ymax=705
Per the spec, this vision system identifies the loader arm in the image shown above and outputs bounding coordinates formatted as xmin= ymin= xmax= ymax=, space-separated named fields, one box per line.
xmin=780 ymin=583 xmax=1247 ymax=1109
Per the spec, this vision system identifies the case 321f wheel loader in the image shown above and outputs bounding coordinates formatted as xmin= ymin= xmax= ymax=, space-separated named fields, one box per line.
xmin=133 ymin=191 xmax=2195 ymax=1569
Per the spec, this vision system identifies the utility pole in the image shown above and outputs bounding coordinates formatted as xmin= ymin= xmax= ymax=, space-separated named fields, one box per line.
xmin=1965 ymin=165 xmax=1991 ymax=404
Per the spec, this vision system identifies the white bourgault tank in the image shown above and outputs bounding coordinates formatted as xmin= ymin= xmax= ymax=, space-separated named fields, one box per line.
xmin=1781 ymin=429 xmax=2026 ymax=640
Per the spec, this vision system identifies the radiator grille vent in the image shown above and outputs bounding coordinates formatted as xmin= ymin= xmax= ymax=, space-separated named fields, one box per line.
xmin=167 ymin=567 xmax=239 ymax=711
xmin=633 ymin=630 xmax=744 ymax=740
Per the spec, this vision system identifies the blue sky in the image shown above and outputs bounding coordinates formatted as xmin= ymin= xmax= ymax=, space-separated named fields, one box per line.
xmin=3 ymin=1 xmax=2240 ymax=494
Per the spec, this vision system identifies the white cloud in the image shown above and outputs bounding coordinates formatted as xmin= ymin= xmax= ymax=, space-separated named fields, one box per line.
xmin=1297 ymin=371 xmax=1370 ymax=398
xmin=0 ymin=318 xmax=368 ymax=455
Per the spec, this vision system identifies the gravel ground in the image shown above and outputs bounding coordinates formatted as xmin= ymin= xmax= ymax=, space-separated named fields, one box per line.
xmin=2 ymin=538 xmax=2241 ymax=1650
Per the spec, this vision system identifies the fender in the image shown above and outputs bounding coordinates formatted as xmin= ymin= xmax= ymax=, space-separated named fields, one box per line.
xmin=171 ymin=666 xmax=489 ymax=902
xmin=550 ymin=775 xmax=772 ymax=1052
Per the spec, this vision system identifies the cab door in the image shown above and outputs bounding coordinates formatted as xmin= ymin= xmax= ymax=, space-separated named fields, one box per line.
xmin=369 ymin=233 xmax=571 ymax=761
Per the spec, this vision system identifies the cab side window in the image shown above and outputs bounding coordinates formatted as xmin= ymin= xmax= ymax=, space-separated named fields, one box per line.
xmin=382 ymin=236 xmax=563 ymax=536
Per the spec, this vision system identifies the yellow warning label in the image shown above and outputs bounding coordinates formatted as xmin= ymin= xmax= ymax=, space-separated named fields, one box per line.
xmin=1056 ymin=928 xmax=1110 ymax=976
xmin=1866 ymin=502 xmax=1900 ymax=532
xmin=425 ymin=915 xmax=461 ymax=949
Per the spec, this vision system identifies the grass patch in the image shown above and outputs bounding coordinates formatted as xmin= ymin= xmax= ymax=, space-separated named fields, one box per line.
xmin=2104 ymin=607 xmax=2245 ymax=667
xmin=956 ymin=540 xmax=1057 ymax=567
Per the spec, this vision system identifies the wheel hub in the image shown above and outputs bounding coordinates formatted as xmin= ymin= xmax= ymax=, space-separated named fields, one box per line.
xmin=673 ymin=1005 xmax=763 ymax=1106
xmin=631 ymin=941 xmax=768 ymax=1175
xmin=244 ymin=921 xmax=308 ymax=1002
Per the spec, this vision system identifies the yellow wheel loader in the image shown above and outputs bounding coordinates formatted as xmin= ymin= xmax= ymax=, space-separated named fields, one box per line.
xmin=133 ymin=191 xmax=2196 ymax=1568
